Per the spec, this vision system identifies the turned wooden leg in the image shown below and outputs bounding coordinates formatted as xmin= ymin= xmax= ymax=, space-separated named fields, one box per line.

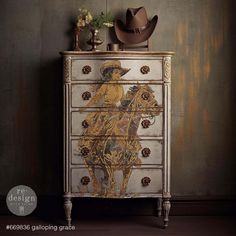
xmin=63 ymin=194 xmax=72 ymax=226
xmin=157 ymin=198 xmax=162 ymax=217
xmin=163 ymin=197 xmax=171 ymax=228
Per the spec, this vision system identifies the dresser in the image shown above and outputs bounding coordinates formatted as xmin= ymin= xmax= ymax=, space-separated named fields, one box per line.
xmin=61 ymin=51 xmax=174 ymax=228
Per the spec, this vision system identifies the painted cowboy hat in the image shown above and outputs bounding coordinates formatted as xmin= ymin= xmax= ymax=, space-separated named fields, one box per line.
xmin=100 ymin=60 xmax=130 ymax=77
xmin=114 ymin=7 xmax=158 ymax=44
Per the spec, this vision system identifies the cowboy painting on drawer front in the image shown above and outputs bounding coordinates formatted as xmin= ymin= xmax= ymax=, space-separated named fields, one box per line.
xmin=75 ymin=60 xmax=161 ymax=197
xmin=61 ymin=51 xmax=173 ymax=228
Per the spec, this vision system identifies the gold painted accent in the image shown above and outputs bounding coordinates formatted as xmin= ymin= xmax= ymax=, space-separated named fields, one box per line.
xmin=163 ymin=57 xmax=171 ymax=82
xmin=63 ymin=57 xmax=71 ymax=83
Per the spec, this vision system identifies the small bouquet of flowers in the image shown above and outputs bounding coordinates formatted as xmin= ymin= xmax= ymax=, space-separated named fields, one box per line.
xmin=76 ymin=8 xmax=113 ymax=30
xmin=76 ymin=8 xmax=93 ymax=28
xmin=74 ymin=8 xmax=114 ymax=51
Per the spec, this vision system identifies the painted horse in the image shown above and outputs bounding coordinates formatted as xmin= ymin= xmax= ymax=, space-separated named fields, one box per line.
xmin=78 ymin=84 xmax=161 ymax=196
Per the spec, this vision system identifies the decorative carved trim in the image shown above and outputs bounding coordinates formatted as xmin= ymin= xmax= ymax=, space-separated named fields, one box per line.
xmin=63 ymin=57 xmax=71 ymax=83
xmin=163 ymin=57 xmax=171 ymax=83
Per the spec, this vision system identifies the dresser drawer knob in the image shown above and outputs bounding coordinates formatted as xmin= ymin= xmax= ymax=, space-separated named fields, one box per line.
xmin=81 ymin=176 xmax=90 ymax=185
xmin=82 ymin=65 xmax=92 ymax=74
xmin=82 ymin=120 xmax=89 ymax=128
xmin=141 ymin=92 xmax=150 ymax=100
xmin=81 ymin=147 xmax=90 ymax=156
xmin=140 ymin=65 xmax=150 ymax=74
xmin=141 ymin=148 xmax=151 ymax=157
xmin=141 ymin=119 xmax=151 ymax=129
xmin=82 ymin=91 xmax=91 ymax=100
xmin=141 ymin=177 xmax=151 ymax=186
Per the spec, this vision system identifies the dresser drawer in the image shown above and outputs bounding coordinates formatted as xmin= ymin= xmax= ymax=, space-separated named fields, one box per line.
xmin=71 ymin=83 xmax=163 ymax=108
xmin=71 ymin=167 xmax=162 ymax=196
xmin=71 ymin=59 xmax=163 ymax=81
xmin=71 ymin=138 xmax=163 ymax=165
xmin=71 ymin=111 xmax=163 ymax=137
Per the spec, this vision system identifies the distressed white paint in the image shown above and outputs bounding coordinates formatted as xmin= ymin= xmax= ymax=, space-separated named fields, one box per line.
xmin=71 ymin=59 xmax=163 ymax=81
xmin=71 ymin=167 xmax=162 ymax=195
xmin=71 ymin=139 xmax=163 ymax=165
xmin=71 ymin=83 xmax=163 ymax=108
xmin=71 ymin=111 xmax=163 ymax=137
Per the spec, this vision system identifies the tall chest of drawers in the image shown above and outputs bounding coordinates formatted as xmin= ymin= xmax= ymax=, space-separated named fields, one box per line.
xmin=61 ymin=51 xmax=174 ymax=228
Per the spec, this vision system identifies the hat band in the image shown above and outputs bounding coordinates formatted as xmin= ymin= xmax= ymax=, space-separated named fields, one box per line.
xmin=126 ymin=22 xmax=150 ymax=34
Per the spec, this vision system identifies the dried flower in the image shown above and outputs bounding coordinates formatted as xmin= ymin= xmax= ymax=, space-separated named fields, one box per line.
xmin=76 ymin=8 xmax=93 ymax=28
xmin=103 ymin=22 xmax=113 ymax=27
xmin=76 ymin=8 xmax=113 ymax=30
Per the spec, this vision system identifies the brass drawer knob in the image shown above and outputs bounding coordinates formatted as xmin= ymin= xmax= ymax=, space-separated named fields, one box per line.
xmin=140 ymin=65 xmax=150 ymax=74
xmin=141 ymin=119 xmax=151 ymax=128
xmin=81 ymin=147 xmax=90 ymax=156
xmin=82 ymin=91 xmax=91 ymax=100
xmin=82 ymin=120 xmax=89 ymax=128
xmin=141 ymin=148 xmax=151 ymax=157
xmin=141 ymin=177 xmax=151 ymax=186
xmin=82 ymin=65 xmax=92 ymax=74
xmin=141 ymin=92 xmax=150 ymax=100
xmin=81 ymin=176 xmax=90 ymax=185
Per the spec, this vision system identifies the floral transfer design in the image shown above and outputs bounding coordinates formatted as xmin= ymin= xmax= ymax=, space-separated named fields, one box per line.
xmin=76 ymin=60 xmax=161 ymax=197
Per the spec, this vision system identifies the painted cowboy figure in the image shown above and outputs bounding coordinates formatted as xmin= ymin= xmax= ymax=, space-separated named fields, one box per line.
xmin=80 ymin=60 xmax=130 ymax=137
xmin=77 ymin=60 xmax=160 ymax=196
xmin=87 ymin=60 xmax=130 ymax=108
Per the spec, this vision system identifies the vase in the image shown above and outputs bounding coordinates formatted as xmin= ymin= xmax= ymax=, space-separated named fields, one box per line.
xmin=87 ymin=29 xmax=103 ymax=51
xmin=73 ymin=27 xmax=83 ymax=51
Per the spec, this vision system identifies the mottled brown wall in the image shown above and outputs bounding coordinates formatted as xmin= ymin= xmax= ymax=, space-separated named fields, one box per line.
xmin=0 ymin=0 xmax=235 ymax=198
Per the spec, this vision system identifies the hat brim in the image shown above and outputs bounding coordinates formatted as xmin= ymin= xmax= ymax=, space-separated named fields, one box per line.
xmin=114 ymin=15 xmax=158 ymax=44
xmin=119 ymin=68 xmax=130 ymax=76
xmin=101 ymin=67 xmax=130 ymax=77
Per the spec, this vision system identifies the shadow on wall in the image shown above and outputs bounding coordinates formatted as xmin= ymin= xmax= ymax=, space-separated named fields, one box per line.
xmin=38 ymin=58 xmax=63 ymax=195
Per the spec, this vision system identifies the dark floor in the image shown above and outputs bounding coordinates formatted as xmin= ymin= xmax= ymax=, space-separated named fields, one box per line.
xmin=0 ymin=215 xmax=236 ymax=236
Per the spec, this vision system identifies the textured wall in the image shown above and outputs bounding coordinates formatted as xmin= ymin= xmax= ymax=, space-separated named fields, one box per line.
xmin=0 ymin=0 xmax=235 ymax=197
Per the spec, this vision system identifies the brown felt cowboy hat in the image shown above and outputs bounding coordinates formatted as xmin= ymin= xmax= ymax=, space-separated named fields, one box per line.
xmin=114 ymin=7 xmax=158 ymax=44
